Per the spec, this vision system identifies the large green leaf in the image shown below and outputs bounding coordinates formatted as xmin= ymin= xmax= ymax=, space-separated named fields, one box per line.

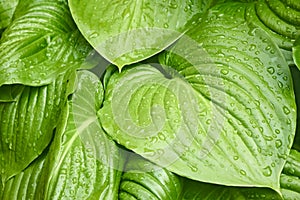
xmin=68 ymin=0 xmax=216 ymax=70
xmin=0 ymin=70 xmax=73 ymax=183
xmin=119 ymin=154 xmax=183 ymax=200
xmin=99 ymin=3 xmax=296 ymax=192
xmin=0 ymin=0 xmax=19 ymax=31
xmin=35 ymin=70 xmax=125 ymax=199
xmin=0 ymin=0 xmax=92 ymax=87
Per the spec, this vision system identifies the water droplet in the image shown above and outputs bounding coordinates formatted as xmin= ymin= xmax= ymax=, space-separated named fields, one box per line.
xmin=249 ymin=44 xmax=256 ymax=51
xmin=262 ymin=166 xmax=272 ymax=177
xmin=89 ymin=32 xmax=99 ymax=39
xmin=283 ymin=106 xmax=290 ymax=114
xmin=169 ymin=3 xmax=178 ymax=9
xmin=233 ymin=156 xmax=239 ymax=160
xmin=206 ymin=119 xmax=211 ymax=125
xmin=188 ymin=164 xmax=198 ymax=172
xmin=240 ymin=170 xmax=246 ymax=175
xmin=275 ymin=139 xmax=282 ymax=148
xmin=158 ymin=132 xmax=166 ymax=140
xmin=221 ymin=69 xmax=229 ymax=75
xmin=267 ymin=67 xmax=275 ymax=74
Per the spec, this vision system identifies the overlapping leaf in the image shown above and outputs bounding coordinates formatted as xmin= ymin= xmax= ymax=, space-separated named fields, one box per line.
xmin=0 ymin=152 xmax=47 ymax=200
xmin=0 ymin=70 xmax=125 ymax=199
xmin=68 ymin=0 xmax=216 ymax=70
xmin=99 ymin=3 xmax=296 ymax=192
xmin=0 ymin=70 xmax=73 ymax=183
xmin=119 ymin=154 xmax=183 ymax=200
xmin=245 ymin=0 xmax=300 ymax=64
xmin=0 ymin=0 xmax=92 ymax=87
xmin=35 ymin=70 xmax=124 ymax=199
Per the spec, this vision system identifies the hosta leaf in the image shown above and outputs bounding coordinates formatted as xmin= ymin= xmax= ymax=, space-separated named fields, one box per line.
xmin=99 ymin=3 xmax=296 ymax=192
xmin=0 ymin=0 xmax=19 ymax=31
xmin=0 ymin=0 xmax=92 ymax=87
xmin=36 ymin=70 xmax=124 ymax=199
xmin=0 ymin=70 xmax=73 ymax=183
xmin=0 ymin=151 xmax=47 ymax=200
xmin=119 ymin=154 xmax=183 ymax=200
xmin=68 ymin=0 xmax=216 ymax=70
xmin=244 ymin=0 xmax=300 ymax=63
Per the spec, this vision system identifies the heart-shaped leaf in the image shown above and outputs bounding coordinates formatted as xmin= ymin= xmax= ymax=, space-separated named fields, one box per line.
xmin=0 ymin=0 xmax=92 ymax=87
xmin=0 ymin=70 xmax=73 ymax=183
xmin=68 ymin=0 xmax=216 ymax=70
xmin=99 ymin=3 xmax=296 ymax=193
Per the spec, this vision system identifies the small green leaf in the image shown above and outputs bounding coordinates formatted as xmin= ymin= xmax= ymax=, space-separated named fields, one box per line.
xmin=0 ymin=70 xmax=73 ymax=183
xmin=68 ymin=0 xmax=216 ymax=70
xmin=0 ymin=0 xmax=92 ymax=87
xmin=119 ymin=154 xmax=183 ymax=200
xmin=37 ymin=70 xmax=125 ymax=200
xmin=99 ymin=3 xmax=296 ymax=192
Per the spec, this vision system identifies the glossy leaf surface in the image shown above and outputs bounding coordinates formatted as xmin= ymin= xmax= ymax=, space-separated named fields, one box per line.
xmin=69 ymin=0 xmax=216 ymax=70
xmin=100 ymin=3 xmax=296 ymax=192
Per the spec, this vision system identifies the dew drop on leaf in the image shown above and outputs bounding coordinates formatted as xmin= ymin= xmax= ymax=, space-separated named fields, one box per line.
xmin=283 ymin=106 xmax=291 ymax=114
xmin=267 ymin=67 xmax=275 ymax=74
xmin=262 ymin=166 xmax=272 ymax=177
xmin=233 ymin=156 xmax=239 ymax=160
xmin=240 ymin=169 xmax=246 ymax=176
xmin=275 ymin=139 xmax=282 ymax=148
xmin=220 ymin=69 xmax=229 ymax=75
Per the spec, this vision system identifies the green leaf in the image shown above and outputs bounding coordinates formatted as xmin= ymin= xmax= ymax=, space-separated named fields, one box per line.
xmin=244 ymin=0 xmax=300 ymax=63
xmin=68 ymin=0 xmax=216 ymax=70
xmin=0 ymin=0 xmax=19 ymax=30
xmin=179 ymin=149 xmax=300 ymax=200
xmin=290 ymin=65 xmax=300 ymax=151
xmin=180 ymin=179 xmax=282 ymax=200
xmin=293 ymin=37 xmax=300 ymax=70
xmin=36 ymin=70 xmax=125 ymax=199
xmin=0 ymin=151 xmax=48 ymax=200
xmin=0 ymin=0 xmax=92 ymax=87
xmin=0 ymin=70 xmax=73 ymax=183
xmin=99 ymin=3 xmax=296 ymax=192
xmin=119 ymin=154 xmax=183 ymax=200
xmin=281 ymin=149 xmax=300 ymax=200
